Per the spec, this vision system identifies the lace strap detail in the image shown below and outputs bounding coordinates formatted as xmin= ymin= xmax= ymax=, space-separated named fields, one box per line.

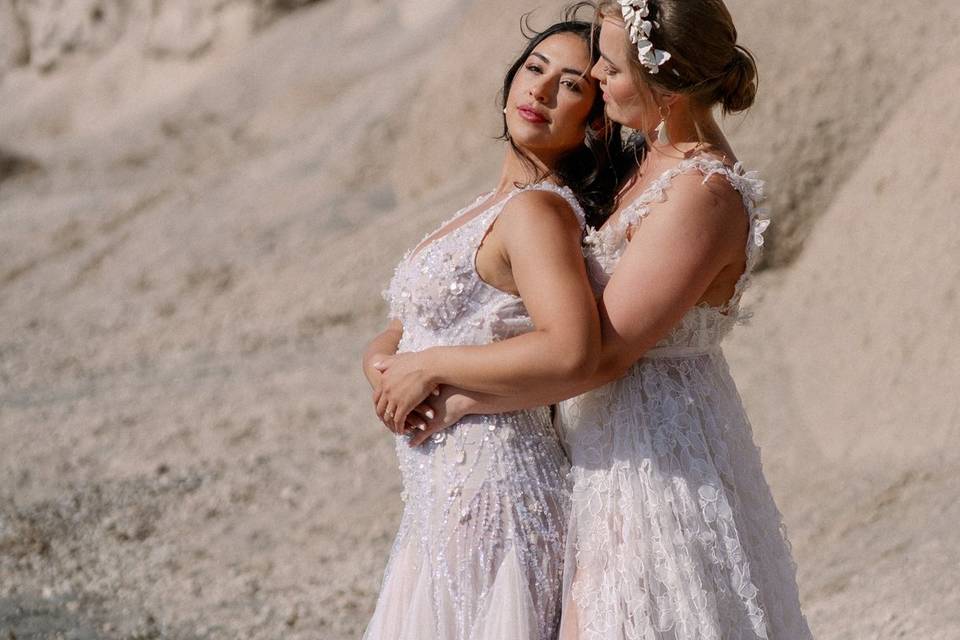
xmin=684 ymin=157 xmax=769 ymax=310
xmin=465 ymin=182 xmax=588 ymax=254
xmin=618 ymin=156 xmax=769 ymax=312
xmin=616 ymin=165 xmax=681 ymax=230
xmin=462 ymin=183 xmax=587 ymax=245
xmin=684 ymin=157 xmax=767 ymax=260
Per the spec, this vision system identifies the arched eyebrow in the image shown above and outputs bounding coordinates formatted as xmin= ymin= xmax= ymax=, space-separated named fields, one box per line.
xmin=530 ymin=51 xmax=587 ymax=78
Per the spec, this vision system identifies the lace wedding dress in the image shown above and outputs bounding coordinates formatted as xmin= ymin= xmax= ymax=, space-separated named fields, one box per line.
xmin=557 ymin=156 xmax=813 ymax=640
xmin=365 ymin=184 xmax=586 ymax=640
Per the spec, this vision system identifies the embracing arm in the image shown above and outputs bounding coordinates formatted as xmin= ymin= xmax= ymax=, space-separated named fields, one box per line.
xmin=424 ymin=192 xmax=600 ymax=392
xmin=377 ymin=190 xmax=600 ymax=431
xmin=592 ymin=172 xmax=748 ymax=377
xmin=410 ymin=173 xmax=749 ymax=438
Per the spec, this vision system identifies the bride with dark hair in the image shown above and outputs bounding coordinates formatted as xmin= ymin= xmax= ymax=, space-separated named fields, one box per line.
xmin=362 ymin=6 xmax=620 ymax=639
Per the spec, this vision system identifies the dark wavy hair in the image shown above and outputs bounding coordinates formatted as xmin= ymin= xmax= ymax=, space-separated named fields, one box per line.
xmin=498 ymin=3 xmax=624 ymax=228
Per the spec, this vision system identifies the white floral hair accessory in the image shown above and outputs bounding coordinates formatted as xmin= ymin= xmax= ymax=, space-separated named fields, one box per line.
xmin=618 ymin=0 xmax=672 ymax=74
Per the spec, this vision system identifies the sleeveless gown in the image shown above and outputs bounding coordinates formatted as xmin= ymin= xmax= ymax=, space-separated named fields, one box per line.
xmin=365 ymin=183 xmax=586 ymax=640
xmin=557 ymin=156 xmax=813 ymax=640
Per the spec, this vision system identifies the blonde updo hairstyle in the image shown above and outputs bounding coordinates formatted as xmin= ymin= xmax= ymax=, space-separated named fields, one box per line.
xmin=598 ymin=0 xmax=757 ymax=116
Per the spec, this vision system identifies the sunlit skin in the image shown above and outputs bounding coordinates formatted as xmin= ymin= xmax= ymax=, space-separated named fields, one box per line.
xmin=390 ymin=15 xmax=759 ymax=445
xmin=505 ymin=32 xmax=599 ymax=168
xmin=361 ymin=32 xmax=604 ymax=433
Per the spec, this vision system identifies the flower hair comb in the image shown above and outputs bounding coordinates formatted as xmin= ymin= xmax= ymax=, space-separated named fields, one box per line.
xmin=618 ymin=0 xmax=672 ymax=74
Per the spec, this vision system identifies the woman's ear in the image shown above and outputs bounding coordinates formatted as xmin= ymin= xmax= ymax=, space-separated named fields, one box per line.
xmin=659 ymin=91 xmax=681 ymax=109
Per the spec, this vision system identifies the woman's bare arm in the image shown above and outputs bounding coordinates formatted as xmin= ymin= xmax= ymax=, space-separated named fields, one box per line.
xmin=591 ymin=172 xmax=747 ymax=375
xmin=376 ymin=190 xmax=601 ymax=431
xmin=408 ymin=173 xmax=749 ymax=442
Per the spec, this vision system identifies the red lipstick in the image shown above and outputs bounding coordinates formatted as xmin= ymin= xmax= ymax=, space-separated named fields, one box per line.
xmin=517 ymin=105 xmax=549 ymax=124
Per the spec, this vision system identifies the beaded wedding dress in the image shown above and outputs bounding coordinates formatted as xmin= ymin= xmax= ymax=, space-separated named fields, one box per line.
xmin=365 ymin=184 xmax=586 ymax=640
xmin=557 ymin=156 xmax=813 ymax=640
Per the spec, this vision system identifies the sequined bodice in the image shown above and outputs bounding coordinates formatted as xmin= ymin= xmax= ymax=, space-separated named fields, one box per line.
xmin=383 ymin=183 xmax=586 ymax=354
xmin=582 ymin=156 xmax=768 ymax=353
xmin=368 ymin=183 xmax=586 ymax=639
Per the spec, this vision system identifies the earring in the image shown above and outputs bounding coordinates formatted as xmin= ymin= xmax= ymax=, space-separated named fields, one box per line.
xmin=655 ymin=105 xmax=670 ymax=145
xmin=503 ymin=107 xmax=508 ymax=114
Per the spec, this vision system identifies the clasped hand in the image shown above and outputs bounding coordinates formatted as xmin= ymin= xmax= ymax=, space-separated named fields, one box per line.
xmin=373 ymin=351 xmax=439 ymax=433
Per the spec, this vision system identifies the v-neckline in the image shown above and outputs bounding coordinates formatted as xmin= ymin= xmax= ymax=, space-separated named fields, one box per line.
xmin=408 ymin=190 xmax=509 ymax=261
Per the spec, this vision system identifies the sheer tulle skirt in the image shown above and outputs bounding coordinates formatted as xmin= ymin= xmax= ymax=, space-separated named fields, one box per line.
xmin=557 ymin=353 xmax=812 ymax=640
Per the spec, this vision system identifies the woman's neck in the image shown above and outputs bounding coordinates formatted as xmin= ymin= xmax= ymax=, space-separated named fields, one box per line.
xmin=648 ymin=105 xmax=733 ymax=162
xmin=494 ymin=145 xmax=558 ymax=196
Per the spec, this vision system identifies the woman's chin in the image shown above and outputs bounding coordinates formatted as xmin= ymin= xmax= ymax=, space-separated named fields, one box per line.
xmin=507 ymin=119 xmax=551 ymax=140
xmin=510 ymin=132 xmax=554 ymax=152
xmin=602 ymin=104 xmax=626 ymax=126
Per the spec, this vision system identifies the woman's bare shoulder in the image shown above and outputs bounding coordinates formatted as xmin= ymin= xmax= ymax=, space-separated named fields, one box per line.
xmin=639 ymin=169 xmax=749 ymax=256
xmin=497 ymin=187 xmax=581 ymax=234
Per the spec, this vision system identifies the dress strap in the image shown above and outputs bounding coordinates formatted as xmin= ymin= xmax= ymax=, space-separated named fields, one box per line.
xmin=618 ymin=155 xmax=769 ymax=312
xmin=516 ymin=182 xmax=587 ymax=231
xmin=689 ymin=157 xmax=769 ymax=311
xmin=468 ymin=183 xmax=587 ymax=299
xmin=472 ymin=182 xmax=587 ymax=241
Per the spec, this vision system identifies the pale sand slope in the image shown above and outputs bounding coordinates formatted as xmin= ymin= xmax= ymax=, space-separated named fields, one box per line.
xmin=0 ymin=1 xmax=477 ymax=638
xmin=0 ymin=0 xmax=959 ymax=638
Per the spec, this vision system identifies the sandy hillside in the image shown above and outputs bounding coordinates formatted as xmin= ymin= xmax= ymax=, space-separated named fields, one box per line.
xmin=1 ymin=0 xmax=959 ymax=638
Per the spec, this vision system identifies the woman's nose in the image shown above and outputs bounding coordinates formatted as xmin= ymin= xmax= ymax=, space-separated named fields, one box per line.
xmin=590 ymin=60 xmax=604 ymax=82
xmin=529 ymin=79 xmax=552 ymax=103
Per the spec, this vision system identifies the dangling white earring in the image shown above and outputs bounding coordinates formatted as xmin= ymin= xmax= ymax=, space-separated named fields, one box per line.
xmin=655 ymin=105 xmax=670 ymax=145
xmin=503 ymin=107 xmax=508 ymax=114
xmin=655 ymin=121 xmax=669 ymax=145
